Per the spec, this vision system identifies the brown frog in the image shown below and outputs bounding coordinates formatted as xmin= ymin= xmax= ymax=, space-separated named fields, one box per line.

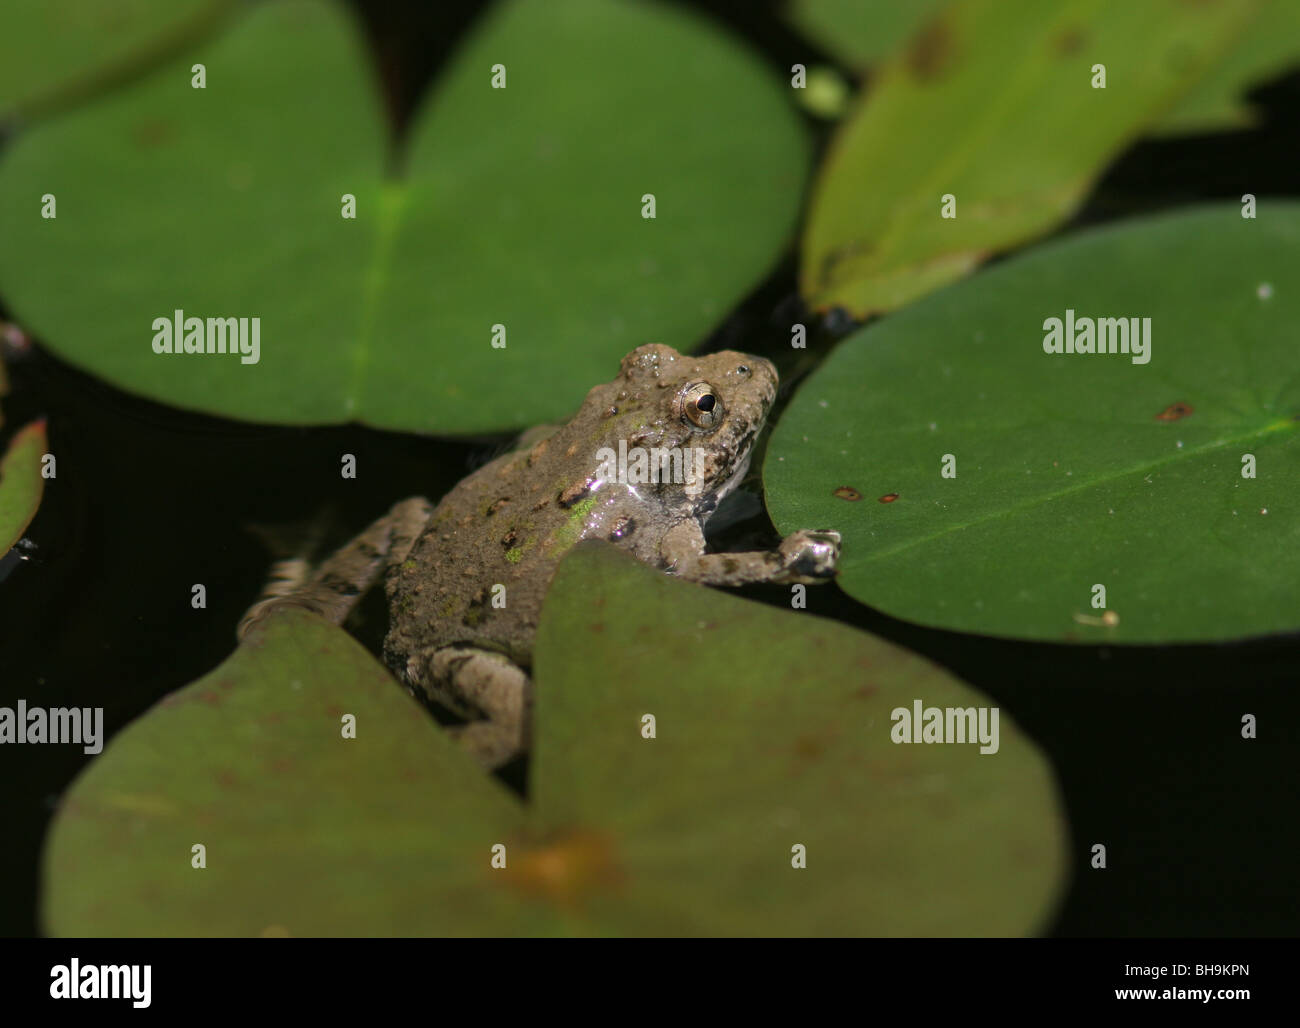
xmin=240 ymin=343 xmax=840 ymax=766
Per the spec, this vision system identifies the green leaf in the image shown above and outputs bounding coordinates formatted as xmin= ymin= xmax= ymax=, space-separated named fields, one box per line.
xmin=44 ymin=546 xmax=1065 ymax=935
xmin=0 ymin=0 xmax=808 ymax=434
xmin=0 ymin=0 xmax=236 ymax=125
xmin=42 ymin=607 xmax=525 ymax=937
xmin=0 ymin=419 xmax=47 ymax=551
xmin=530 ymin=543 xmax=1064 ymax=935
xmin=768 ymin=204 xmax=1300 ymax=644
xmin=1154 ymin=0 xmax=1300 ymax=136
xmin=800 ymin=0 xmax=1265 ymax=318
xmin=785 ymin=0 xmax=949 ymax=68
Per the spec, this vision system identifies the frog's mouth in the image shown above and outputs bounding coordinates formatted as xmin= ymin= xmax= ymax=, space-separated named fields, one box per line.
xmin=703 ymin=447 xmax=753 ymax=507
xmin=721 ymin=450 xmax=753 ymax=496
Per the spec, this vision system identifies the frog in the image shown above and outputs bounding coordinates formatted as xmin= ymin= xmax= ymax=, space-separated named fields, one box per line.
xmin=238 ymin=343 xmax=840 ymax=767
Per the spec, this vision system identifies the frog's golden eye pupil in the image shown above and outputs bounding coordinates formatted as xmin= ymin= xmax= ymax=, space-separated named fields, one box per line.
xmin=678 ymin=381 xmax=723 ymax=429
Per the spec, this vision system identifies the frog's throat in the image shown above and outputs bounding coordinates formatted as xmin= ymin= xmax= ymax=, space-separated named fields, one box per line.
xmin=711 ymin=450 xmax=752 ymax=504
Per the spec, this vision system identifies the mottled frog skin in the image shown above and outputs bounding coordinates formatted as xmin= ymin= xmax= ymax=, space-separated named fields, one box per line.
xmin=241 ymin=343 xmax=839 ymax=766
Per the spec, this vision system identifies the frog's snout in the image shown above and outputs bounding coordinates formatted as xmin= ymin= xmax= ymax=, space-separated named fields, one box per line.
xmin=753 ymin=356 xmax=778 ymax=384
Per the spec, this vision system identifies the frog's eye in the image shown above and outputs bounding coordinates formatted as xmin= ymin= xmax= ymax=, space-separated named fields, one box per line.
xmin=678 ymin=381 xmax=724 ymax=430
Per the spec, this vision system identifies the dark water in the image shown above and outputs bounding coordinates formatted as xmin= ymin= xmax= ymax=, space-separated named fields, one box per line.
xmin=2 ymin=0 xmax=1298 ymax=937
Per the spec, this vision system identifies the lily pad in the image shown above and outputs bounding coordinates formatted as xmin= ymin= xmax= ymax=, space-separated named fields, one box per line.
xmin=768 ymin=204 xmax=1300 ymax=644
xmin=42 ymin=606 xmax=525 ymax=937
xmin=43 ymin=544 xmax=1065 ymax=935
xmin=0 ymin=0 xmax=807 ymax=434
xmin=800 ymin=0 xmax=1265 ymax=318
xmin=0 ymin=419 xmax=47 ymax=552
xmin=0 ymin=0 xmax=235 ymax=126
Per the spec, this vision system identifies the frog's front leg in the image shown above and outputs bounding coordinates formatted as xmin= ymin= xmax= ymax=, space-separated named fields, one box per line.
xmin=661 ymin=520 xmax=840 ymax=586
xmin=403 ymin=645 xmax=530 ymax=769
xmin=237 ymin=497 xmax=433 ymax=639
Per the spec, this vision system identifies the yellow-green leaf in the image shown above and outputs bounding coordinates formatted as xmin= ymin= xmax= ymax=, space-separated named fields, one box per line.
xmin=0 ymin=419 xmax=47 ymax=551
xmin=801 ymin=0 xmax=1265 ymax=317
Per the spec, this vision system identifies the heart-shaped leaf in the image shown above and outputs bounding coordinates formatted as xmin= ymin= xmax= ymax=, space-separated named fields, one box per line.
xmin=800 ymin=0 xmax=1265 ymax=318
xmin=43 ymin=544 xmax=1065 ymax=935
xmin=0 ymin=419 xmax=47 ymax=551
xmin=768 ymin=203 xmax=1300 ymax=643
xmin=0 ymin=0 xmax=808 ymax=433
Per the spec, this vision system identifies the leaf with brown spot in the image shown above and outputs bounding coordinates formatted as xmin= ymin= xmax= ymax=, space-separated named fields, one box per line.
xmin=44 ymin=548 xmax=1066 ymax=936
xmin=800 ymin=0 xmax=1267 ymax=317
xmin=772 ymin=204 xmax=1300 ymax=643
xmin=532 ymin=544 xmax=1065 ymax=935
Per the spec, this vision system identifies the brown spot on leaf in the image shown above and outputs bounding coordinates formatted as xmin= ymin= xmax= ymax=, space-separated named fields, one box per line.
xmin=1055 ymin=28 xmax=1085 ymax=55
xmin=504 ymin=830 xmax=622 ymax=906
xmin=816 ymin=240 xmax=871 ymax=291
xmin=833 ymin=486 xmax=862 ymax=501
xmin=131 ymin=119 xmax=175 ymax=147
xmin=907 ymin=18 xmax=954 ymax=79
xmin=1155 ymin=402 xmax=1194 ymax=421
xmin=879 ymin=492 xmax=899 ymax=503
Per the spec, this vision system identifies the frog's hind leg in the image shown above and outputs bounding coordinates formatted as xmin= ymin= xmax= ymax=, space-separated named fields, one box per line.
xmin=407 ymin=646 xmax=531 ymax=769
xmin=238 ymin=497 xmax=432 ymax=639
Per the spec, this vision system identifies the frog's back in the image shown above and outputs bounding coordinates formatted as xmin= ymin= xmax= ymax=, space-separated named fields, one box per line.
xmin=384 ymin=402 xmax=651 ymax=668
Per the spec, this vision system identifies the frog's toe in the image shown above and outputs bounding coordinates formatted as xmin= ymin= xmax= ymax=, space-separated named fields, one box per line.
xmin=779 ymin=529 xmax=841 ymax=581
